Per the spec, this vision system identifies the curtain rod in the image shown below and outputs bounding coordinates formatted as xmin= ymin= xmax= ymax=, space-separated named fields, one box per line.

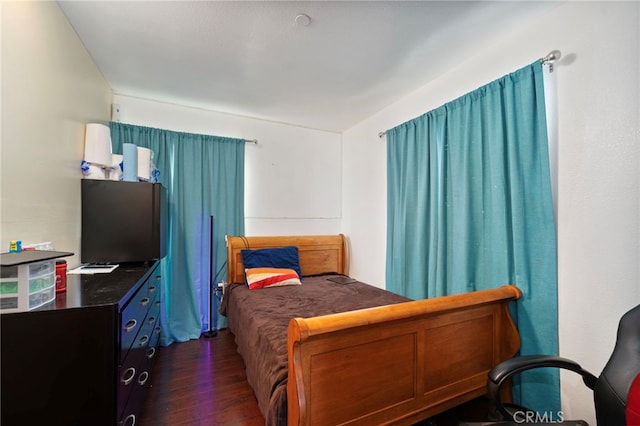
xmin=245 ymin=139 xmax=258 ymax=144
xmin=378 ymin=49 xmax=561 ymax=139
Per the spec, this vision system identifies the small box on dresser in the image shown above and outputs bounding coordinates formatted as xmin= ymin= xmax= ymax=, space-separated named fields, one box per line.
xmin=0 ymin=261 xmax=162 ymax=426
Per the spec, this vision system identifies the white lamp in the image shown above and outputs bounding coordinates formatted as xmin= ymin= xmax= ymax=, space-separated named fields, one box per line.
xmin=83 ymin=123 xmax=112 ymax=179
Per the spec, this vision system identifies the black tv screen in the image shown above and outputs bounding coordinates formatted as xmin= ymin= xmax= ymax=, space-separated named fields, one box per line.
xmin=81 ymin=180 xmax=167 ymax=264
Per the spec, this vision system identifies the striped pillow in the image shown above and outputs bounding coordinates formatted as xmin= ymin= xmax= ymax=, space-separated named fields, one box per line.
xmin=245 ymin=267 xmax=302 ymax=290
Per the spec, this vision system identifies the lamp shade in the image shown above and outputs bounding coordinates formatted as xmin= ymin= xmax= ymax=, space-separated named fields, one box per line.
xmin=83 ymin=123 xmax=112 ymax=166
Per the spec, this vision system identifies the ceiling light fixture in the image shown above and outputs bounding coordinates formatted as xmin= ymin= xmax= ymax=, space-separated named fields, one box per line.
xmin=295 ymin=13 xmax=311 ymax=27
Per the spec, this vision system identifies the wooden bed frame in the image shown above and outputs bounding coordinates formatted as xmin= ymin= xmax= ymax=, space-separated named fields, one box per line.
xmin=226 ymin=234 xmax=349 ymax=284
xmin=227 ymin=234 xmax=521 ymax=426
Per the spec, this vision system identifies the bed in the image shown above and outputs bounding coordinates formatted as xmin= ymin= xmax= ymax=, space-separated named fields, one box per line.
xmin=222 ymin=234 xmax=521 ymax=426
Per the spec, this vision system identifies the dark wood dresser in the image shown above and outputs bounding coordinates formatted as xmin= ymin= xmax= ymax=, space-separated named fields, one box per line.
xmin=0 ymin=261 xmax=161 ymax=426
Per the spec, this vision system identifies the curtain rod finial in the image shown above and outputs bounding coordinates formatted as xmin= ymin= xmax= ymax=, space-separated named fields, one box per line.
xmin=541 ymin=50 xmax=561 ymax=64
xmin=541 ymin=50 xmax=561 ymax=72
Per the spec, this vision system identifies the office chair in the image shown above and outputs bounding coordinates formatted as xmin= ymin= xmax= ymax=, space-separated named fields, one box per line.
xmin=483 ymin=304 xmax=640 ymax=426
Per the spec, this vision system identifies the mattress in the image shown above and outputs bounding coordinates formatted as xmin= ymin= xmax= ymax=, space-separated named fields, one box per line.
xmin=220 ymin=274 xmax=411 ymax=425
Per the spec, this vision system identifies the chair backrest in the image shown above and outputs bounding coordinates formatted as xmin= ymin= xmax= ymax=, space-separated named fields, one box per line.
xmin=594 ymin=304 xmax=640 ymax=425
xmin=627 ymin=373 xmax=640 ymax=425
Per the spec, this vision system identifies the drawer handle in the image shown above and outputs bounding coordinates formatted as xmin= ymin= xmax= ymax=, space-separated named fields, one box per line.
xmin=146 ymin=347 xmax=156 ymax=359
xmin=147 ymin=316 xmax=156 ymax=325
xmin=140 ymin=297 xmax=150 ymax=307
xmin=154 ymin=326 xmax=161 ymax=335
xmin=121 ymin=367 xmax=136 ymax=386
xmin=121 ymin=414 xmax=136 ymax=426
xmin=138 ymin=335 xmax=149 ymax=347
xmin=148 ymin=285 xmax=157 ymax=293
xmin=124 ymin=319 xmax=137 ymax=333
xmin=138 ymin=371 xmax=149 ymax=386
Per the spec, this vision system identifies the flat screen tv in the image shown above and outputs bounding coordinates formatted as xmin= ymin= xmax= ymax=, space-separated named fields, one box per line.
xmin=81 ymin=180 xmax=167 ymax=264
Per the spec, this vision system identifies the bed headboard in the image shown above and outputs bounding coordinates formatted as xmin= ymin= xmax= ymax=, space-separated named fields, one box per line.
xmin=226 ymin=234 xmax=347 ymax=284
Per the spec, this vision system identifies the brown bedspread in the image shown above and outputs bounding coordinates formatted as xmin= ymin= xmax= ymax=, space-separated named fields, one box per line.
xmin=220 ymin=274 xmax=411 ymax=426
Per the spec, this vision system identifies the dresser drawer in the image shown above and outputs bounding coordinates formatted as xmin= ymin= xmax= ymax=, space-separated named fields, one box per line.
xmin=118 ymin=282 xmax=160 ymax=417
xmin=118 ymin=286 xmax=161 ymax=425
xmin=146 ymin=273 xmax=160 ymax=300
xmin=129 ymin=290 xmax=160 ymax=361
xmin=117 ymin=347 xmax=144 ymax=420
xmin=120 ymin=285 xmax=154 ymax=361
xmin=119 ymin=322 xmax=161 ymax=426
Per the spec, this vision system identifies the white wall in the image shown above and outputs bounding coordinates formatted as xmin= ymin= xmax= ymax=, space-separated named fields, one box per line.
xmin=111 ymin=95 xmax=343 ymax=236
xmin=0 ymin=2 xmax=111 ymax=267
xmin=343 ymin=2 xmax=639 ymax=423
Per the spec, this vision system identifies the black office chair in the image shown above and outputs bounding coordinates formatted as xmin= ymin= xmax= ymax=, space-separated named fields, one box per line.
xmin=481 ymin=304 xmax=640 ymax=426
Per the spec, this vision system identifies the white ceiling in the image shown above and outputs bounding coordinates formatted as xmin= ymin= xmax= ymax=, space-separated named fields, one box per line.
xmin=58 ymin=1 xmax=557 ymax=133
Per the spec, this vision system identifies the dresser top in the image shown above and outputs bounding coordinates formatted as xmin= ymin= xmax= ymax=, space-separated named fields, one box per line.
xmin=2 ymin=262 xmax=158 ymax=316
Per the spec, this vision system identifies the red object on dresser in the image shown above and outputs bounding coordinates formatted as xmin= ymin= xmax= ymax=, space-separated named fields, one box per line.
xmin=55 ymin=260 xmax=67 ymax=293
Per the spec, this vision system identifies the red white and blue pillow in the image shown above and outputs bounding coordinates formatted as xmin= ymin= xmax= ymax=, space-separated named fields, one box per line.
xmin=241 ymin=246 xmax=303 ymax=289
xmin=245 ymin=267 xmax=301 ymax=289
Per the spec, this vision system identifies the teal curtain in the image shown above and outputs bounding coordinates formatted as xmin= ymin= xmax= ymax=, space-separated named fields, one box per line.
xmin=110 ymin=122 xmax=245 ymax=346
xmin=386 ymin=62 xmax=559 ymax=415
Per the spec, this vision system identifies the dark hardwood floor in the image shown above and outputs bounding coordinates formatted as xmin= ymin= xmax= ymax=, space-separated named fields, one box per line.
xmin=138 ymin=329 xmax=265 ymax=425
xmin=138 ymin=329 xmax=491 ymax=426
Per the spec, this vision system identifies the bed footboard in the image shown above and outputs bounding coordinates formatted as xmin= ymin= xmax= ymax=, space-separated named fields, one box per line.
xmin=287 ymin=285 xmax=522 ymax=426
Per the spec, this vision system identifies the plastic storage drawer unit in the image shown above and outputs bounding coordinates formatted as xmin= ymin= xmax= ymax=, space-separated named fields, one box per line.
xmin=0 ymin=260 xmax=56 ymax=312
